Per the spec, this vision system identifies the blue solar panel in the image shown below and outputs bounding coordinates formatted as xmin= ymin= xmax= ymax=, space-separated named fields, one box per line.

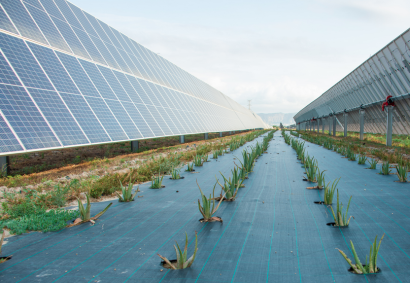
xmin=57 ymin=51 xmax=101 ymax=98
xmin=1 ymin=0 xmax=47 ymax=44
xmin=25 ymin=4 xmax=71 ymax=53
xmin=0 ymin=51 xmax=21 ymax=86
xmin=121 ymin=102 xmax=154 ymax=138
xmin=79 ymin=59 xmax=117 ymax=100
xmin=27 ymin=87 xmax=89 ymax=146
xmin=0 ymin=0 xmax=266 ymax=156
xmin=59 ymin=92 xmax=110 ymax=143
xmin=27 ymin=42 xmax=79 ymax=94
xmin=0 ymin=33 xmax=54 ymax=90
xmin=84 ymin=96 xmax=128 ymax=141
xmin=51 ymin=17 xmax=90 ymax=59
xmin=0 ymin=5 xmax=18 ymax=34
xmin=0 ymin=84 xmax=60 ymax=150
xmin=104 ymin=99 xmax=142 ymax=140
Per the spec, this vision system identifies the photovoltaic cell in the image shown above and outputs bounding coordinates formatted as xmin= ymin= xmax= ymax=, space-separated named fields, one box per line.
xmin=146 ymin=105 xmax=173 ymax=135
xmin=71 ymin=26 xmax=105 ymax=65
xmin=53 ymin=0 xmax=82 ymax=31
xmin=1 ymin=0 xmax=47 ymax=44
xmin=51 ymin=17 xmax=90 ymax=60
xmin=79 ymin=59 xmax=117 ymax=100
xmin=104 ymin=99 xmax=142 ymax=140
xmin=125 ymin=76 xmax=147 ymax=104
xmin=57 ymin=51 xmax=101 ymax=98
xmin=124 ymin=75 xmax=144 ymax=104
xmin=25 ymin=4 xmax=71 ymax=53
xmin=112 ymin=71 xmax=139 ymax=102
xmin=66 ymin=1 xmax=98 ymax=38
xmin=0 ymin=115 xmax=23 ymax=153
xmin=88 ymin=35 xmax=119 ymax=70
xmin=27 ymin=87 xmax=88 ymax=146
xmin=163 ymin=107 xmax=181 ymax=135
xmin=121 ymin=102 xmax=154 ymax=138
xmin=23 ymin=0 xmax=43 ymax=10
xmin=0 ymin=33 xmax=54 ymax=90
xmin=39 ymin=0 xmax=65 ymax=22
xmin=0 ymin=51 xmax=21 ymax=86
xmin=59 ymin=92 xmax=110 ymax=143
xmin=84 ymin=96 xmax=128 ymax=141
xmin=97 ymin=66 xmax=130 ymax=102
xmin=104 ymin=43 xmax=131 ymax=73
xmin=135 ymin=104 xmax=163 ymax=136
xmin=0 ymin=84 xmax=60 ymax=150
xmin=145 ymin=81 xmax=165 ymax=106
xmin=0 ymin=5 xmax=18 ymax=34
xmin=27 ymin=42 xmax=79 ymax=94
xmin=83 ymin=11 xmax=111 ymax=44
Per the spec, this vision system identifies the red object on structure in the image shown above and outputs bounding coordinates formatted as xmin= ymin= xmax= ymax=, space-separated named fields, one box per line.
xmin=382 ymin=95 xmax=395 ymax=111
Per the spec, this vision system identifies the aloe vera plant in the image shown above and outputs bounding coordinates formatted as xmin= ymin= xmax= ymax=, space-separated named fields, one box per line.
xmin=337 ymin=234 xmax=384 ymax=274
xmin=368 ymin=159 xmax=378 ymax=169
xmin=217 ymin=149 xmax=224 ymax=156
xmin=380 ymin=161 xmax=391 ymax=175
xmin=202 ymin=154 xmax=209 ymax=162
xmin=396 ymin=164 xmax=408 ymax=182
xmin=212 ymin=151 xmax=218 ymax=159
xmin=324 ymin=178 xmax=340 ymax=205
xmin=358 ymin=154 xmax=367 ymax=165
xmin=0 ymin=231 xmax=7 ymax=263
xmin=197 ymin=181 xmax=224 ymax=222
xmin=171 ymin=168 xmax=181 ymax=180
xmin=215 ymin=170 xmax=243 ymax=201
xmin=116 ymin=175 xmax=138 ymax=202
xmin=186 ymin=162 xmax=194 ymax=172
xmin=193 ymin=155 xmax=204 ymax=166
xmin=68 ymin=193 xmax=112 ymax=227
xmin=330 ymin=190 xmax=352 ymax=226
xmin=157 ymin=232 xmax=198 ymax=270
xmin=304 ymin=160 xmax=317 ymax=182
xmin=151 ymin=173 xmax=164 ymax=189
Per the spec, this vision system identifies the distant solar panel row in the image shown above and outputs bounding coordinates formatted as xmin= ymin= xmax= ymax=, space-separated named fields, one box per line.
xmin=0 ymin=0 xmax=267 ymax=155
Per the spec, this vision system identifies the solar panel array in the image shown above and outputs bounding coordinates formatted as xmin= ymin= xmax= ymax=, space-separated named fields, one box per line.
xmin=0 ymin=0 xmax=268 ymax=156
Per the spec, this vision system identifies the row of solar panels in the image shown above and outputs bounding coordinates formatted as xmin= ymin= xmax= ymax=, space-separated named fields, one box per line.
xmin=294 ymin=28 xmax=410 ymax=134
xmin=0 ymin=0 xmax=267 ymax=155
xmin=0 ymin=0 xmax=237 ymax=110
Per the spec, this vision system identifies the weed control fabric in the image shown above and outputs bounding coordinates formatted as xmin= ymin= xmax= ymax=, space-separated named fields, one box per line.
xmin=0 ymin=131 xmax=405 ymax=282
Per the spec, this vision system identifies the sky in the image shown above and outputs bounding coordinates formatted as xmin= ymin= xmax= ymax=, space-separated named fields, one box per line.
xmin=70 ymin=0 xmax=410 ymax=115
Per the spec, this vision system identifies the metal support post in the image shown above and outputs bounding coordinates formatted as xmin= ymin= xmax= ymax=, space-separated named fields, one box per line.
xmin=322 ymin=119 xmax=325 ymax=133
xmin=317 ymin=120 xmax=319 ymax=133
xmin=131 ymin=140 xmax=139 ymax=153
xmin=204 ymin=133 xmax=208 ymax=140
xmin=179 ymin=135 xmax=185 ymax=143
xmin=333 ymin=116 xmax=337 ymax=136
xmin=359 ymin=110 xmax=365 ymax=140
xmin=329 ymin=117 xmax=332 ymax=135
xmin=343 ymin=113 xmax=348 ymax=137
xmin=0 ymin=156 xmax=9 ymax=177
xmin=386 ymin=106 xmax=393 ymax=146
xmin=219 ymin=132 xmax=222 ymax=137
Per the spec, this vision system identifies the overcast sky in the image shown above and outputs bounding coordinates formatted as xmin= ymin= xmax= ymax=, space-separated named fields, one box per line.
xmin=70 ymin=0 xmax=410 ymax=114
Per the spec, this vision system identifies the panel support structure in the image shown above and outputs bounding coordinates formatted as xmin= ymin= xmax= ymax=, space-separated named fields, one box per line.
xmin=317 ymin=120 xmax=319 ymax=133
xmin=219 ymin=132 xmax=223 ymax=137
xmin=328 ymin=117 xmax=332 ymax=135
xmin=180 ymin=135 xmax=185 ymax=143
xmin=204 ymin=133 xmax=208 ymax=140
xmin=332 ymin=116 xmax=336 ymax=136
xmin=343 ymin=113 xmax=348 ymax=137
xmin=359 ymin=110 xmax=365 ymax=141
xmin=386 ymin=106 xmax=393 ymax=146
xmin=131 ymin=141 xmax=139 ymax=153
xmin=0 ymin=156 xmax=9 ymax=177
xmin=322 ymin=119 xmax=325 ymax=133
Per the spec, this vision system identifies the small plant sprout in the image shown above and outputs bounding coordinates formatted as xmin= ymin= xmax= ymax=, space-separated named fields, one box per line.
xmin=368 ymin=159 xmax=378 ymax=169
xmin=116 ymin=174 xmax=138 ymax=202
xmin=217 ymin=149 xmax=224 ymax=156
xmin=171 ymin=168 xmax=181 ymax=180
xmin=324 ymin=178 xmax=340 ymax=205
xmin=307 ymin=169 xmax=326 ymax=189
xmin=202 ymin=154 xmax=209 ymax=162
xmin=304 ymin=160 xmax=317 ymax=182
xmin=212 ymin=151 xmax=218 ymax=159
xmin=193 ymin=155 xmax=204 ymax=167
xmin=337 ymin=234 xmax=385 ymax=274
xmin=157 ymin=232 xmax=198 ymax=270
xmin=68 ymin=193 xmax=112 ymax=227
xmin=215 ymin=172 xmax=241 ymax=201
xmin=186 ymin=162 xmax=194 ymax=172
xmin=358 ymin=154 xmax=368 ymax=165
xmin=197 ymin=180 xmax=224 ymax=222
xmin=151 ymin=172 xmax=164 ymax=189
xmin=380 ymin=161 xmax=391 ymax=175
xmin=396 ymin=164 xmax=408 ymax=182
xmin=330 ymin=190 xmax=352 ymax=227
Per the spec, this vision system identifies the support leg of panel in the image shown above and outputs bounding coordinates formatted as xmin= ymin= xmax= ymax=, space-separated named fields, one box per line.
xmin=131 ymin=140 xmax=139 ymax=153
xmin=333 ymin=116 xmax=337 ymax=137
xmin=386 ymin=106 xmax=393 ymax=146
xmin=0 ymin=156 xmax=9 ymax=177
xmin=359 ymin=110 xmax=365 ymax=141
xmin=219 ymin=132 xmax=222 ymax=137
xmin=329 ymin=118 xmax=332 ymax=135
xmin=180 ymin=135 xmax=185 ymax=143
xmin=204 ymin=133 xmax=208 ymax=140
xmin=343 ymin=113 xmax=348 ymax=137
xmin=322 ymin=119 xmax=325 ymax=134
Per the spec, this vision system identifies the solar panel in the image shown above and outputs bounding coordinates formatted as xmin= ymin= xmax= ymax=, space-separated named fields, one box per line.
xmin=0 ymin=0 xmax=267 ymax=156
